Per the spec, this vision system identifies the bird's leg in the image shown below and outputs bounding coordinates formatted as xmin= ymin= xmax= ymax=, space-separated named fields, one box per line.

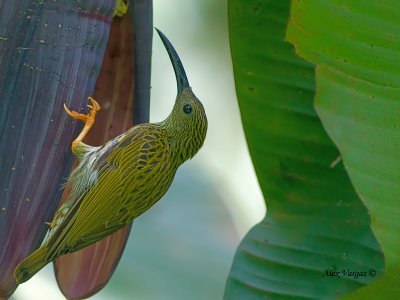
xmin=64 ymin=96 xmax=101 ymax=154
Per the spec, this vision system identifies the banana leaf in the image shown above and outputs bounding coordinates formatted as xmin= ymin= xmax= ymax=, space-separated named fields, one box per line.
xmin=54 ymin=2 xmax=153 ymax=298
xmin=0 ymin=1 xmax=115 ymax=297
xmin=224 ymin=1 xmax=384 ymax=298
xmin=287 ymin=0 xmax=400 ymax=297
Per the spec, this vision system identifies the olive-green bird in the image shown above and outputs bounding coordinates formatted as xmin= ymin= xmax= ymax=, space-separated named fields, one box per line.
xmin=14 ymin=29 xmax=207 ymax=284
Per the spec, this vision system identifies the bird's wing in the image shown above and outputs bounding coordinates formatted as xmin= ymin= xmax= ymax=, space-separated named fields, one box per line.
xmin=47 ymin=124 xmax=171 ymax=258
xmin=44 ymin=129 xmax=127 ymax=246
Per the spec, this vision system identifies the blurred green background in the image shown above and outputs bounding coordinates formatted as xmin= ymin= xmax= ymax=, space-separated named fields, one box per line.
xmin=12 ymin=0 xmax=265 ymax=299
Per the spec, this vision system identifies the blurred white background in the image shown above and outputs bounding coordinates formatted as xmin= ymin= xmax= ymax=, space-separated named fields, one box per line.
xmin=12 ymin=1 xmax=265 ymax=299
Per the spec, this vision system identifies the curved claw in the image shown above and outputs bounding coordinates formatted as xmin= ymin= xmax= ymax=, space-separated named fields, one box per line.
xmin=64 ymin=103 xmax=88 ymax=122
xmin=63 ymin=103 xmax=70 ymax=113
xmin=63 ymin=103 xmax=74 ymax=118
xmin=88 ymin=96 xmax=101 ymax=112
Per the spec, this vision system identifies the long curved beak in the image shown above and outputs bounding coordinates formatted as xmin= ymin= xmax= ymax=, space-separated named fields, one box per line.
xmin=155 ymin=28 xmax=190 ymax=94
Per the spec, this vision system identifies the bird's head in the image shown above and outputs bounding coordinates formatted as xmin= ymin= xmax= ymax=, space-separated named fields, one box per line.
xmin=157 ymin=29 xmax=208 ymax=161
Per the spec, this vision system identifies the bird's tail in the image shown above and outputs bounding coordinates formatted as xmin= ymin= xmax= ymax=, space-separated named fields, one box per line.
xmin=14 ymin=246 xmax=48 ymax=284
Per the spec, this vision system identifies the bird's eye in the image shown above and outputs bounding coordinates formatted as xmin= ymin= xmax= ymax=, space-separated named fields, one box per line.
xmin=183 ymin=104 xmax=192 ymax=114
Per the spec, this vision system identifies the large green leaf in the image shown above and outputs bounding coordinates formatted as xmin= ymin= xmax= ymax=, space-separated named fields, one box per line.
xmin=225 ymin=0 xmax=383 ymax=298
xmin=286 ymin=1 xmax=400 ymax=298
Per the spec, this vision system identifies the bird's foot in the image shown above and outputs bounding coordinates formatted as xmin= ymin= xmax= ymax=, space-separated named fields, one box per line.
xmin=64 ymin=97 xmax=101 ymax=154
